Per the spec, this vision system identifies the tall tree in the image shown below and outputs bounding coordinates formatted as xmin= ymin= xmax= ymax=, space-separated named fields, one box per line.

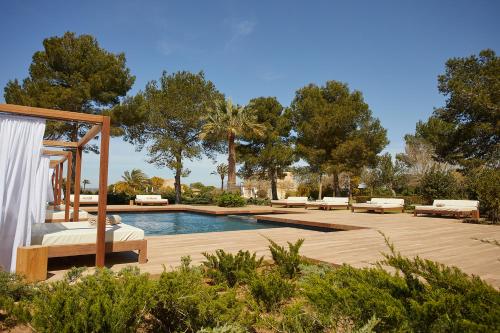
xmin=238 ymin=97 xmax=296 ymax=200
xmin=415 ymin=49 xmax=499 ymax=168
xmin=113 ymin=71 xmax=222 ymax=203
xmin=4 ymin=32 xmax=135 ymax=150
xmin=211 ymin=163 xmax=228 ymax=190
xmin=291 ymin=81 xmax=388 ymax=195
xmin=201 ymin=99 xmax=264 ymax=191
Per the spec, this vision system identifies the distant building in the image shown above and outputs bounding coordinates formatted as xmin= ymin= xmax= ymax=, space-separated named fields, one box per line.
xmin=241 ymin=172 xmax=297 ymax=199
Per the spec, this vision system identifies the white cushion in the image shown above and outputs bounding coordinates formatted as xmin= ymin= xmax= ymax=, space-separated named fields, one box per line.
xmin=371 ymin=198 xmax=404 ymax=206
xmin=136 ymin=195 xmax=162 ymax=200
xmin=286 ymin=196 xmax=308 ymax=202
xmin=322 ymin=197 xmax=349 ymax=204
xmin=433 ymin=200 xmax=479 ymax=208
xmin=45 ymin=209 xmax=89 ymax=220
xmin=70 ymin=194 xmax=98 ymax=202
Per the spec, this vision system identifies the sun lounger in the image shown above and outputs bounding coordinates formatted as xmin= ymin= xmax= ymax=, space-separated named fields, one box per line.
xmin=270 ymin=196 xmax=308 ymax=208
xmin=305 ymin=197 xmax=349 ymax=210
xmin=414 ymin=199 xmax=479 ymax=219
xmin=70 ymin=194 xmax=99 ymax=205
xmin=351 ymin=198 xmax=405 ymax=214
xmin=45 ymin=208 xmax=89 ymax=222
xmin=135 ymin=195 xmax=169 ymax=205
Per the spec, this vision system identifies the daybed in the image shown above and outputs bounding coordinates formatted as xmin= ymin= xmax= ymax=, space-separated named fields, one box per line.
xmin=270 ymin=196 xmax=308 ymax=208
xmin=351 ymin=198 xmax=405 ymax=214
xmin=414 ymin=199 xmax=479 ymax=219
xmin=305 ymin=197 xmax=350 ymax=210
xmin=135 ymin=194 xmax=169 ymax=206
xmin=45 ymin=208 xmax=89 ymax=222
xmin=70 ymin=194 xmax=99 ymax=205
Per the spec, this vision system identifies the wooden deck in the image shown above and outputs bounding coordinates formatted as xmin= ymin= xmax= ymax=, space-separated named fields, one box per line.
xmin=48 ymin=205 xmax=500 ymax=288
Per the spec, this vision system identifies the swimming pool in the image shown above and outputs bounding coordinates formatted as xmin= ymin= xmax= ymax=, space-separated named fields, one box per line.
xmin=120 ymin=212 xmax=282 ymax=236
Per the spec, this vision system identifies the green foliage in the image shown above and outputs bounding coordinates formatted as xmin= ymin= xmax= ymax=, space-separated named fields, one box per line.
xmin=106 ymin=192 xmax=134 ymax=204
xmin=238 ymin=97 xmax=296 ymax=200
xmin=467 ymin=167 xmax=500 ymax=223
xmin=290 ymin=80 xmax=388 ymax=194
xmin=197 ymin=324 xmax=246 ymax=333
xmin=31 ymin=267 xmax=153 ymax=333
xmin=4 ymin=31 xmax=134 ymax=148
xmin=246 ymin=197 xmax=271 ymax=206
xmin=250 ymin=270 xmax=295 ymax=311
xmin=415 ymin=49 xmax=499 ymax=167
xmin=216 ymin=192 xmax=246 ymax=207
xmin=0 ymin=271 xmax=33 ymax=329
xmin=152 ymin=266 xmax=247 ymax=332
xmin=418 ymin=167 xmax=459 ymax=203
xmin=113 ymin=70 xmax=223 ymax=203
xmin=268 ymin=238 xmax=304 ymax=278
xmin=202 ymin=249 xmax=263 ymax=287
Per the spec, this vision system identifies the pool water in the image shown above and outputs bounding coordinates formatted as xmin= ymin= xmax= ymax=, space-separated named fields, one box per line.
xmin=120 ymin=212 xmax=282 ymax=236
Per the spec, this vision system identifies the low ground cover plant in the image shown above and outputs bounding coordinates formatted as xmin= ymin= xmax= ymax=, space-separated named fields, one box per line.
xmin=1 ymin=238 xmax=499 ymax=332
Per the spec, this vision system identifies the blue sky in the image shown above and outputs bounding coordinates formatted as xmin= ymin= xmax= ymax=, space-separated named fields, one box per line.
xmin=1 ymin=1 xmax=499 ymax=187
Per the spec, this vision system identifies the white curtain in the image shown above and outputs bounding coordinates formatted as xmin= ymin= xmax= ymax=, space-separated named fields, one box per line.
xmin=0 ymin=114 xmax=46 ymax=272
xmin=34 ymin=155 xmax=51 ymax=224
xmin=47 ymin=168 xmax=54 ymax=203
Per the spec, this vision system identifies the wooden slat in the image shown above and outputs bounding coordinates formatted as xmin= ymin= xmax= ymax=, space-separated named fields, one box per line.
xmin=73 ymin=147 xmax=82 ymax=222
xmin=46 ymin=240 xmax=146 ymax=258
xmin=65 ymin=152 xmax=72 ymax=221
xmin=43 ymin=140 xmax=78 ymax=148
xmin=42 ymin=150 xmax=69 ymax=156
xmin=0 ymin=104 xmax=104 ymax=123
xmin=78 ymin=124 xmax=101 ymax=147
xmin=96 ymin=117 xmax=110 ymax=267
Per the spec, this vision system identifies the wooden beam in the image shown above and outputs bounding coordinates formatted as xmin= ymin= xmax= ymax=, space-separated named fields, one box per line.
xmin=0 ymin=104 xmax=104 ymax=123
xmin=96 ymin=117 xmax=110 ymax=267
xmin=43 ymin=140 xmax=78 ymax=148
xmin=42 ymin=150 xmax=69 ymax=156
xmin=65 ymin=152 xmax=72 ymax=221
xmin=78 ymin=125 xmax=101 ymax=147
xmin=73 ymin=147 xmax=82 ymax=222
xmin=54 ymin=164 xmax=60 ymax=205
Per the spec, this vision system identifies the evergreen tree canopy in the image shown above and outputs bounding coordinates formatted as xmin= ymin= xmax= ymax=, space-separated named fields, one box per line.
xmin=415 ymin=49 xmax=500 ymax=168
xmin=290 ymin=80 xmax=388 ymax=193
xmin=4 ymin=32 xmax=135 ymax=150
xmin=238 ymin=97 xmax=296 ymax=199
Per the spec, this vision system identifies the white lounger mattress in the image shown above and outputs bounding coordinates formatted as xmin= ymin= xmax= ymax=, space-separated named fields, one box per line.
xmin=45 ymin=209 xmax=89 ymax=220
xmin=31 ymin=222 xmax=144 ymax=246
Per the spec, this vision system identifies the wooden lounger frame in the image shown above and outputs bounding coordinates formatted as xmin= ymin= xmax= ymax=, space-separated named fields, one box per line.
xmin=270 ymin=202 xmax=307 ymax=208
xmin=414 ymin=209 xmax=480 ymax=219
xmin=0 ymin=103 xmax=125 ymax=270
xmin=135 ymin=200 xmax=169 ymax=206
xmin=305 ymin=203 xmax=350 ymax=210
xmin=351 ymin=206 xmax=405 ymax=214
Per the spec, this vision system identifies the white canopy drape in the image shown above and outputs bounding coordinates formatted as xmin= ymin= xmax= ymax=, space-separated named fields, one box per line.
xmin=47 ymin=168 xmax=54 ymax=203
xmin=0 ymin=114 xmax=46 ymax=272
xmin=34 ymin=155 xmax=51 ymax=224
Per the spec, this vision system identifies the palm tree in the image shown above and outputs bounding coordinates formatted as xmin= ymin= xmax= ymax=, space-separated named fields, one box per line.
xmin=82 ymin=179 xmax=90 ymax=190
xmin=211 ymin=163 xmax=228 ymax=190
xmin=201 ymin=99 xmax=265 ymax=191
xmin=121 ymin=169 xmax=149 ymax=192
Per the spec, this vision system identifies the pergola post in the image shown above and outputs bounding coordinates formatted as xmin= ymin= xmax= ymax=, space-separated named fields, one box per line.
xmin=65 ymin=152 xmax=72 ymax=221
xmin=54 ymin=164 xmax=60 ymax=205
xmin=96 ymin=117 xmax=110 ymax=267
xmin=59 ymin=163 xmax=64 ymax=206
xmin=73 ymin=147 xmax=82 ymax=222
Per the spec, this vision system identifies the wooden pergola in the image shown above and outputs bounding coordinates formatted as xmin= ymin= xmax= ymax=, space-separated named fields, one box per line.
xmin=0 ymin=103 xmax=110 ymax=267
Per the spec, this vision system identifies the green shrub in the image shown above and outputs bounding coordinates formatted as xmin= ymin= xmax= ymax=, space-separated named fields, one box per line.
xmin=202 ymin=249 xmax=263 ymax=287
xmin=216 ymin=192 xmax=246 ymax=207
xmin=197 ymin=324 xmax=246 ymax=333
xmin=246 ymin=197 xmax=271 ymax=206
xmin=0 ymin=271 xmax=34 ymax=329
xmin=107 ymin=192 xmax=134 ymax=204
xmin=467 ymin=167 xmax=500 ymax=223
xmin=151 ymin=266 xmax=248 ymax=332
xmin=418 ymin=167 xmax=459 ymax=204
xmin=250 ymin=270 xmax=295 ymax=311
xmin=31 ymin=267 xmax=153 ymax=333
xmin=268 ymin=238 xmax=304 ymax=278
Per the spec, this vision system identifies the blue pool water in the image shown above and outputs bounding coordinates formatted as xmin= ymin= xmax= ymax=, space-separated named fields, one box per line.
xmin=120 ymin=212 xmax=282 ymax=236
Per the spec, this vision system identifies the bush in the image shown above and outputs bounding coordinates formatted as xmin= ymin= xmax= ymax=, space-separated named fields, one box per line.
xmin=151 ymin=265 xmax=247 ymax=332
xmin=418 ymin=168 xmax=459 ymax=204
xmin=250 ymin=270 xmax=295 ymax=311
xmin=246 ymin=197 xmax=271 ymax=206
xmin=467 ymin=168 xmax=500 ymax=223
xmin=0 ymin=271 xmax=33 ymax=329
xmin=268 ymin=238 xmax=304 ymax=278
xmin=202 ymin=249 xmax=263 ymax=287
xmin=107 ymin=192 xmax=134 ymax=205
xmin=31 ymin=267 xmax=153 ymax=333
xmin=216 ymin=193 xmax=246 ymax=207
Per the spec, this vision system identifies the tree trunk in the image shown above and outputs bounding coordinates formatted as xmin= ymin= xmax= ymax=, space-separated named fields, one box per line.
xmin=174 ymin=154 xmax=182 ymax=204
xmin=220 ymin=176 xmax=224 ymax=191
xmin=333 ymin=173 xmax=340 ymax=197
xmin=318 ymin=174 xmax=323 ymax=200
xmin=270 ymin=169 xmax=278 ymax=200
xmin=227 ymin=132 xmax=237 ymax=192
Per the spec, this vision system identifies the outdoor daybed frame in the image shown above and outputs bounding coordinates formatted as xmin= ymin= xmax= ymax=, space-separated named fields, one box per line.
xmin=0 ymin=104 xmax=147 ymax=281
